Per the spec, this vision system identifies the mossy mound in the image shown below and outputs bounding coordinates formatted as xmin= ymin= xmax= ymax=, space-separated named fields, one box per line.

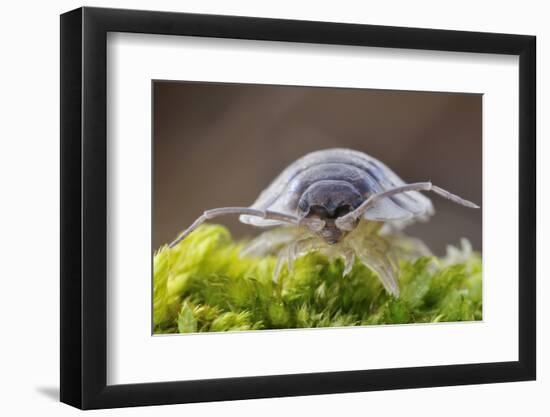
xmin=153 ymin=225 xmax=482 ymax=334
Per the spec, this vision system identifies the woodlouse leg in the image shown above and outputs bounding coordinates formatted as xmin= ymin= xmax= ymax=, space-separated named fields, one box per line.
xmin=342 ymin=247 xmax=356 ymax=277
xmin=272 ymin=237 xmax=323 ymax=281
xmin=169 ymin=207 xmax=300 ymax=248
xmin=348 ymin=234 xmax=400 ymax=297
xmin=269 ymin=241 xmax=295 ymax=282
xmin=336 ymin=182 xmax=479 ymax=231
xmin=273 ymin=248 xmax=288 ymax=282
xmin=289 ymin=237 xmax=324 ymax=273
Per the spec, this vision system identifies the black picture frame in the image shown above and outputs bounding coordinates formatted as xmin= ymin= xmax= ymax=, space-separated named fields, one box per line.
xmin=60 ymin=6 xmax=536 ymax=410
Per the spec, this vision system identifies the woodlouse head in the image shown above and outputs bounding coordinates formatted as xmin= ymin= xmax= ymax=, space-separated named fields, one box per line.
xmin=297 ymin=181 xmax=363 ymax=244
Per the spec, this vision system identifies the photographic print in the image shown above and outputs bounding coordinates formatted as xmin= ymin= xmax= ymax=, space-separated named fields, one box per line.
xmin=152 ymin=81 xmax=482 ymax=335
xmin=60 ymin=8 xmax=535 ymax=408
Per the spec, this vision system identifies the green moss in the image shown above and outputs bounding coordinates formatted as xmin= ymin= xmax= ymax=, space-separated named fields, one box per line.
xmin=153 ymin=224 xmax=482 ymax=334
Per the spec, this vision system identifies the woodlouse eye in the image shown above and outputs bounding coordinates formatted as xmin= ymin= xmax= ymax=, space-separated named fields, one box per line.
xmin=334 ymin=205 xmax=352 ymax=218
xmin=307 ymin=206 xmax=329 ymax=219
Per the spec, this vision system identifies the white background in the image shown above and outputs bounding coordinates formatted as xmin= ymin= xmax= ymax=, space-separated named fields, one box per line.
xmin=0 ymin=0 xmax=546 ymax=415
xmin=108 ymin=33 xmax=519 ymax=384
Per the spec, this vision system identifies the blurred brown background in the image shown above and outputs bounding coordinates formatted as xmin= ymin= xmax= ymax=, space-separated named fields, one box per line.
xmin=153 ymin=81 xmax=482 ymax=255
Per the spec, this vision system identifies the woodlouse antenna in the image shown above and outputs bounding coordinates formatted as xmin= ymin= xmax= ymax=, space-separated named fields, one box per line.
xmin=168 ymin=207 xmax=301 ymax=248
xmin=335 ymin=182 xmax=480 ymax=231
